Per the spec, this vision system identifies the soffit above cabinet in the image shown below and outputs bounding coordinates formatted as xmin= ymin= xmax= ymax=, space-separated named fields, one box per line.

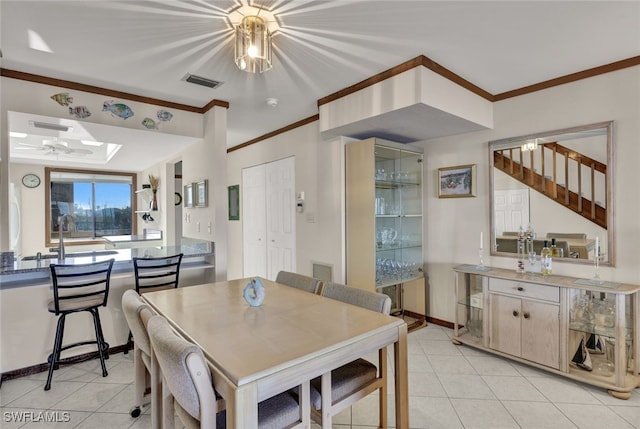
xmin=319 ymin=66 xmax=493 ymax=143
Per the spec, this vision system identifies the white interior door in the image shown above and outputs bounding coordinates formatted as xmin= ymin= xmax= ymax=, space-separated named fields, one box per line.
xmin=494 ymin=189 xmax=530 ymax=235
xmin=242 ymin=157 xmax=296 ymax=280
xmin=266 ymin=157 xmax=296 ymax=279
xmin=242 ymin=164 xmax=267 ymax=278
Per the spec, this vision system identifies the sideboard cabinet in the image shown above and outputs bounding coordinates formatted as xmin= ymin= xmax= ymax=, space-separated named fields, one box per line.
xmin=453 ymin=265 xmax=640 ymax=399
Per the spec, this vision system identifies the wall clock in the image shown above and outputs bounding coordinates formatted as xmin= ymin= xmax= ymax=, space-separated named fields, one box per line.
xmin=22 ymin=173 xmax=41 ymax=188
xmin=174 ymin=192 xmax=182 ymax=206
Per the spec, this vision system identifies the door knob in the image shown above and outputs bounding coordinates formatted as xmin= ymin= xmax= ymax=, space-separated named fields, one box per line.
xmin=523 ymin=312 xmax=531 ymax=319
xmin=513 ymin=310 xmax=519 ymax=317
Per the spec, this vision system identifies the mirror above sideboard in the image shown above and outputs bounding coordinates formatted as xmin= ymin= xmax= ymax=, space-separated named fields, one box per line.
xmin=489 ymin=121 xmax=614 ymax=266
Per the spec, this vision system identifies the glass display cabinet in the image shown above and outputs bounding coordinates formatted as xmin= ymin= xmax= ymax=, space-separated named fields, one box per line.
xmin=346 ymin=138 xmax=424 ymax=317
xmin=453 ymin=265 xmax=640 ymax=399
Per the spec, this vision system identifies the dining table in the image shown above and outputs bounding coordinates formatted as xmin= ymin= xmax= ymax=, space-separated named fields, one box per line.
xmin=141 ymin=277 xmax=409 ymax=428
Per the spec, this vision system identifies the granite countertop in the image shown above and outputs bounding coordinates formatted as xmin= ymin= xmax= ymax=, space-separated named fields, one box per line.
xmin=0 ymin=239 xmax=214 ymax=288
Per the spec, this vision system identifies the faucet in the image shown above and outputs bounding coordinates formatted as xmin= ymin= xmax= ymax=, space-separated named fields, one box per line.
xmin=57 ymin=214 xmax=73 ymax=260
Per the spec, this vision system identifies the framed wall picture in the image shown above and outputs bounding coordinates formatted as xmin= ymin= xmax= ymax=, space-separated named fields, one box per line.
xmin=438 ymin=164 xmax=477 ymax=198
xmin=228 ymin=185 xmax=239 ymax=220
xmin=195 ymin=180 xmax=208 ymax=208
xmin=184 ymin=184 xmax=193 ymax=207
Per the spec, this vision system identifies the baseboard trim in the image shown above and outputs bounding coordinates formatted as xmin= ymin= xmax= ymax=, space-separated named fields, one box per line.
xmin=426 ymin=316 xmax=455 ymax=330
xmin=0 ymin=344 xmax=129 ymax=385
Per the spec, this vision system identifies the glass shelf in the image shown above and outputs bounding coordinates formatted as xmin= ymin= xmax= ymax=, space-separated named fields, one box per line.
xmin=569 ymin=323 xmax=633 ymax=341
xmin=375 ymin=179 xmax=421 ymax=188
xmin=376 ymin=273 xmax=423 ymax=288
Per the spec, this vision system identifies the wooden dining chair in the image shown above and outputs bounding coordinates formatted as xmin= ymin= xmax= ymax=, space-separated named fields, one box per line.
xmin=312 ymin=282 xmax=392 ymax=427
xmin=146 ymin=315 xmax=309 ymax=428
xmin=121 ymin=290 xmax=158 ymax=419
xmin=45 ymin=259 xmax=114 ymax=391
xmin=125 ymin=253 xmax=183 ymax=354
xmin=275 ymin=270 xmax=323 ymax=294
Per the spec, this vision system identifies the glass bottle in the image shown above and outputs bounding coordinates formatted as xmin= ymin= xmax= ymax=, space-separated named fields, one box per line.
xmin=516 ymin=226 xmax=526 ymax=273
xmin=540 ymin=240 xmax=552 ymax=276
xmin=550 ymin=238 xmax=563 ymax=258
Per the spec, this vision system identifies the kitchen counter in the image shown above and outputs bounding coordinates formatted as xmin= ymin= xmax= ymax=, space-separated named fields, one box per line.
xmin=0 ymin=238 xmax=216 ymax=374
xmin=0 ymin=238 xmax=214 ymax=289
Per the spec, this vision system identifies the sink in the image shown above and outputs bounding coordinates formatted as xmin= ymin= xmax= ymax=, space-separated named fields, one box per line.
xmin=22 ymin=250 xmax=119 ymax=261
xmin=22 ymin=254 xmax=58 ymax=261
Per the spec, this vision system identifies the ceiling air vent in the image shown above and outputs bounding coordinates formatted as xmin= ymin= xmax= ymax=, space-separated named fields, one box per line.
xmin=185 ymin=74 xmax=223 ymax=89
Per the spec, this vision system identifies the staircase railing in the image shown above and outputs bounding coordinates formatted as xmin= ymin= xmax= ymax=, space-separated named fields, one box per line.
xmin=493 ymin=142 xmax=607 ymax=229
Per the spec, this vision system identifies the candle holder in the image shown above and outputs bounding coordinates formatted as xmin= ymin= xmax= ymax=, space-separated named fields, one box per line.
xmin=591 ymin=251 xmax=604 ymax=285
xmin=477 ymin=247 xmax=485 ymax=269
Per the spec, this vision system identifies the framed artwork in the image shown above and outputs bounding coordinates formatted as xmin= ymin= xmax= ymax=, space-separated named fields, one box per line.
xmin=195 ymin=180 xmax=208 ymax=208
xmin=438 ymin=164 xmax=477 ymax=198
xmin=228 ymin=185 xmax=239 ymax=220
xmin=184 ymin=184 xmax=193 ymax=207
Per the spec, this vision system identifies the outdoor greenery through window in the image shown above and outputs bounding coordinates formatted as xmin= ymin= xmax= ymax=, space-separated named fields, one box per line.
xmin=47 ymin=168 xmax=136 ymax=242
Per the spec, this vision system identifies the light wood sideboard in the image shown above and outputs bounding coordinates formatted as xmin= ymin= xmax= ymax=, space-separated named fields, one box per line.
xmin=453 ymin=265 xmax=640 ymax=399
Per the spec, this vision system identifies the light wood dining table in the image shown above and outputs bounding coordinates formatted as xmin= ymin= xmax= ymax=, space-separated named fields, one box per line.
xmin=141 ymin=278 xmax=409 ymax=428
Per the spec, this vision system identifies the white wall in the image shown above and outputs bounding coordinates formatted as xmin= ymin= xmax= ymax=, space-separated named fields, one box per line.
xmin=225 ymin=66 xmax=640 ymax=324
xmin=0 ymin=76 xmax=203 ymax=252
xmin=418 ymin=66 xmax=640 ymax=322
xmin=226 ymin=122 xmax=345 ymax=283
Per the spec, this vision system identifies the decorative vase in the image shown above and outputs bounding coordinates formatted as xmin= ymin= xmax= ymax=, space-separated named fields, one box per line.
xmin=243 ymin=278 xmax=265 ymax=307
xmin=151 ymin=189 xmax=158 ymax=211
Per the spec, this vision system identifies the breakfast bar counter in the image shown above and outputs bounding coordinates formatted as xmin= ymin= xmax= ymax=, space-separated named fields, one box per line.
xmin=0 ymin=238 xmax=215 ymax=375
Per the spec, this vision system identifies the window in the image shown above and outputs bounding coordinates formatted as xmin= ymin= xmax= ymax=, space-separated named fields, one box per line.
xmin=46 ymin=167 xmax=137 ymax=245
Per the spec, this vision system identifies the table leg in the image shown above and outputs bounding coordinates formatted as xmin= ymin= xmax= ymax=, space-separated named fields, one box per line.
xmin=394 ymin=323 xmax=409 ymax=428
xmin=321 ymin=372 xmax=332 ymax=429
xmin=226 ymin=383 xmax=258 ymax=429
xmin=300 ymin=380 xmax=311 ymax=427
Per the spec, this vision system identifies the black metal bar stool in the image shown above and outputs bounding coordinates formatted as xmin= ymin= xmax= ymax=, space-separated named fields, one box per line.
xmin=45 ymin=259 xmax=114 ymax=391
xmin=124 ymin=253 xmax=183 ymax=354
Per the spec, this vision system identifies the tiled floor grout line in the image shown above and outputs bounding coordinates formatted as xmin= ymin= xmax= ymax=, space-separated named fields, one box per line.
xmin=1 ymin=325 xmax=638 ymax=428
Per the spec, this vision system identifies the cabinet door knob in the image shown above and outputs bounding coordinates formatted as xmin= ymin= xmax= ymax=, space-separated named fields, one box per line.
xmin=523 ymin=312 xmax=531 ymax=319
xmin=517 ymin=286 xmax=524 ymax=292
xmin=513 ymin=310 xmax=519 ymax=317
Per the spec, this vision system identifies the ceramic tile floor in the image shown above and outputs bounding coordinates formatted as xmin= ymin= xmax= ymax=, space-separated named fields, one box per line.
xmin=1 ymin=324 xmax=639 ymax=428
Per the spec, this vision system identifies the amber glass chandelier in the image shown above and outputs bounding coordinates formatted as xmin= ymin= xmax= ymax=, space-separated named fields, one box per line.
xmin=235 ymin=15 xmax=272 ymax=73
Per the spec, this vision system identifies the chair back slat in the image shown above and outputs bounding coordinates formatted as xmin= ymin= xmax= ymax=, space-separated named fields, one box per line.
xmin=276 ymin=271 xmax=322 ymax=294
xmin=50 ymin=259 xmax=114 ymax=314
xmin=147 ymin=315 xmax=216 ymax=423
xmin=122 ymin=289 xmax=155 ymax=356
xmin=321 ymin=282 xmax=391 ymax=315
xmin=134 ymin=254 xmax=183 ymax=293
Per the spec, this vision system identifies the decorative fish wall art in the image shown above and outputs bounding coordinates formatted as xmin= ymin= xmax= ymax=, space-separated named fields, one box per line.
xmin=51 ymin=92 xmax=73 ymax=106
xmin=49 ymin=92 xmax=177 ymax=130
xmin=142 ymin=117 xmax=159 ymax=130
xmin=69 ymin=106 xmax=91 ymax=119
xmin=157 ymin=109 xmax=173 ymax=122
xmin=103 ymin=100 xmax=134 ymax=119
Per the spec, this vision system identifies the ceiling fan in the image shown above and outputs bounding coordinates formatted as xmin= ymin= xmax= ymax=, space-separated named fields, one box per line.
xmin=14 ymin=138 xmax=93 ymax=156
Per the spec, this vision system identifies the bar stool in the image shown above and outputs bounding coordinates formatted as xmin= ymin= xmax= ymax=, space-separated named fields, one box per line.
xmin=124 ymin=253 xmax=183 ymax=354
xmin=45 ymin=259 xmax=114 ymax=391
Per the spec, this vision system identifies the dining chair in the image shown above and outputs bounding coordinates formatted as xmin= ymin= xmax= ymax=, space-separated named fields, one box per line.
xmin=312 ymin=282 xmax=392 ymax=427
xmin=275 ymin=270 xmax=322 ymax=294
xmin=546 ymin=232 xmax=588 ymax=240
xmin=125 ymin=253 xmax=183 ymax=354
xmin=45 ymin=259 xmax=114 ymax=391
xmin=121 ymin=289 xmax=158 ymax=419
xmin=146 ymin=315 xmax=309 ymax=428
